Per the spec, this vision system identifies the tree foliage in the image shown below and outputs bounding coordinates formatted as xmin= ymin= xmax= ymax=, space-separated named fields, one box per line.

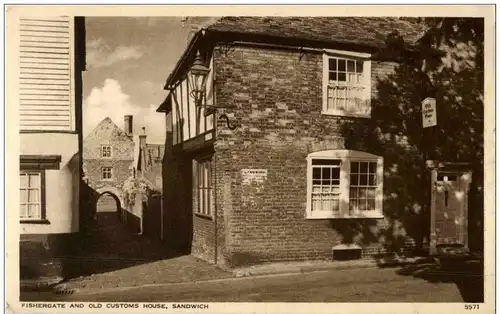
xmin=341 ymin=18 xmax=484 ymax=251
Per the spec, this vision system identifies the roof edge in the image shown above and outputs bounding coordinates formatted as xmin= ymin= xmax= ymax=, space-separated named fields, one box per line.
xmin=163 ymin=31 xmax=202 ymax=90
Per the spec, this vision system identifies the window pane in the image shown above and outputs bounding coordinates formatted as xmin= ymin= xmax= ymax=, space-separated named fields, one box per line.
xmin=312 ymin=159 xmax=341 ymax=166
xmin=350 ymin=174 xmax=359 ymax=185
xmin=356 ymin=60 xmax=364 ymax=73
xmin=360 ymin=162 xmax=368 ymax=173
xmin=347 ymin=73 xmax=356 ymax=83
xmin=28 ymin=204 xmax=39 ymax=218
xmin=313 ymin=179 xmax=322 ymax=186
xmin=198 ymin=190 xmax=203 ymax=214
xmin=312 ymin=168 xmax=321 ymax=179
xmin=350 ymin=200 xmax=358 ymax=212
xmin=28 ymin=189 xmax=39 ymax=203
xmin=329 ymin=72 xmax=337 ymax=81
xmin=350 ymin=187 xmax=358 ymax=199
xmin=312 ymin=195 xmax=320 ymax=211
xmin=20 ymin=174 xmax=28 ymax=188
xmin=347 ymin=60 xmax=355 ymax=72
xmin=338 ymin=72 xmax=346 ymax=82
xmin=367 ymin=199 xmax=375 ymax=211
xmin=331 ymin=167 xmax=340 ymax=180
xmin=369 ymin=174 xmax=377 ymax=186
xmin=360 ymin=174 xmax=368 ymax=185
xmin=321 ymin=168 xmax=331 ymax=180
xmin=28 ymin=174 xmax=39 ymax=188
xmin=329 ymin=58 xmax=337 ymax=71
xmin=332 ymin=199 xmax=340 ymax=212
xmin=369 ymin=162 xmax=376 ymax=173
xmin=327 ymin=97 xmax=335 ymax=110
xmin=20 ymin=204 xmax=27 ymax=217
xmin=338 ymin=59 xmax=346 ymax=71
xmin=20 ymin=189 xmax=28 ymax=203
xmin=359 ymin=201 xmax=367 ymax=211
xmin=351 ymin=162 xmax=359 ymax=173
xmin=204 ymin=189 xmax=209 ymax=215
xmin=203 ymin=164 xmax=209 ymax=188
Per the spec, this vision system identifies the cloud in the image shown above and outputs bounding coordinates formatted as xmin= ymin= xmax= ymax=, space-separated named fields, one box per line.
xmin=84 ymin=78 xmax=165 ymax=144
xmin=86 ymin=38 xmax=144 ymax=68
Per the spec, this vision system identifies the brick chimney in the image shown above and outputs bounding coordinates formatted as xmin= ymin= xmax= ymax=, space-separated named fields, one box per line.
xmin=139 ymin=127 xmax=148 ymax=173
xmin=139 ymin=126 xmax=147 ymax=149
xmin=124 ymin=115 xmax=133 ymax=136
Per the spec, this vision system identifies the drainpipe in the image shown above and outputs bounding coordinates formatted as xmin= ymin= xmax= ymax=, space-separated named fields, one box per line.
xmin=160 ymin=194 xmax=164 ymax=240
xmin=213 ymin=54 xmax=218 ymax=265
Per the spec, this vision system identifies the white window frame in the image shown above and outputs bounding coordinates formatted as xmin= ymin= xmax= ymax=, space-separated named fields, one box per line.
xmin=20 ymin=171 xmax=43 ymax=221
xmin=101 ymin=167 xmax=113 ymax=181
xmin=306 ymin=150 xmax=383 ymax=219
xmin=101 ymin=145 xmax=112 ymax=158
xmin=322 ymin=49 xmax=372 ymax=118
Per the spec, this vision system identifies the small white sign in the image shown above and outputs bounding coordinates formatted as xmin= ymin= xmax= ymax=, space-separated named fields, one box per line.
xmin=422 ymin=97 xmax=437 ymax=128
xmin=241 ymin=169 xmax=267 ymax=185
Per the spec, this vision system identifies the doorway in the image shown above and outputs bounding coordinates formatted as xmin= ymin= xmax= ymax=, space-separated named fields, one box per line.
xmin=428 ymin=162 xmax=472 ymax=254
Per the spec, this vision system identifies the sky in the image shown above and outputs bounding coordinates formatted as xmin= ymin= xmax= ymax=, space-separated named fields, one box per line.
xmin=83 ymin=17 xmax=195 ymax=144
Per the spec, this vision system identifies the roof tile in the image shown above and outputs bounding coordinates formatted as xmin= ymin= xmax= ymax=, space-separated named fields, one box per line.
xmin=207 ymin=16 xmax=426 ymax=48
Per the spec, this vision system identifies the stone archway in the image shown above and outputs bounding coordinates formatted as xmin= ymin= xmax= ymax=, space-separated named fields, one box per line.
xmin=96 ymin=186 xmax=125 ymax=210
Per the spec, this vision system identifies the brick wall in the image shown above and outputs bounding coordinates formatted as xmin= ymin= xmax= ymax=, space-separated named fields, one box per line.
xmin=212 ymin=45 xmax=406 ymax=267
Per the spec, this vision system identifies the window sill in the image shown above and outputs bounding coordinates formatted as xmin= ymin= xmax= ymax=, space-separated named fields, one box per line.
xmin=20 ymin=219 xmax=50 ymax=225
xmin=306 ymin=212 xmax=384 ymax=219
xmin=321 ymin=110 xmax=371 ymax=119
xmin=194 ymin=213 xmax=213 ymax=221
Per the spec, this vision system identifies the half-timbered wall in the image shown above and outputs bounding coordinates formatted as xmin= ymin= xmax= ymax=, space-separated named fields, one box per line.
xmin=171 ymin=55 xmax=214 ymax=145
xmin=19 ymin=16 xmax=75 ymax=131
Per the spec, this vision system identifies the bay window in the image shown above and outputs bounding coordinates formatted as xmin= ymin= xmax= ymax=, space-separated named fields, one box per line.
xmin=306 ymin=150 xmax=383 ymax=219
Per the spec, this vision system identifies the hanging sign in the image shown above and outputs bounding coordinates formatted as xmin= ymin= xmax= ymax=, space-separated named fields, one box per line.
xmin=422 ymin=97 xmax=437 ymax=128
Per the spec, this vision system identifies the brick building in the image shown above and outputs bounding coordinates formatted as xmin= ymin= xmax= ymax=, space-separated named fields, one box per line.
xmin=157 ymin=17 xmax=481 ymax=267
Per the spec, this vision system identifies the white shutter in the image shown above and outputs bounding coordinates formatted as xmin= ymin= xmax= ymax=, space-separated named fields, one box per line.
xmin=19 ymin=17 xmax=74 ymax=131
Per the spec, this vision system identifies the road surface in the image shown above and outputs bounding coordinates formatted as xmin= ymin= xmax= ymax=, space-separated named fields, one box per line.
xmin=22 ymin=267 xmax=464 ymax=302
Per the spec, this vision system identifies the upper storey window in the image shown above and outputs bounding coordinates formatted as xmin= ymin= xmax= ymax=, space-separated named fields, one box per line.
xmin=322 ymin=50 xmax=371 ymax=118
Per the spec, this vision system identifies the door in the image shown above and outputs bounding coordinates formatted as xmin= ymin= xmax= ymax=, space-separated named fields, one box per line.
xmin=430 ymin=170 xmax=471 ymax=254
xmin=435 ymin=174 xmax=467 ymax=245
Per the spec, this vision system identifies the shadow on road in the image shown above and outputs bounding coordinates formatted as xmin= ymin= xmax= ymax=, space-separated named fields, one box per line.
xmin=376 ymin=253 xmax=484 ymax=302
xmin=59 ymin=210 xmax=183 ymax=281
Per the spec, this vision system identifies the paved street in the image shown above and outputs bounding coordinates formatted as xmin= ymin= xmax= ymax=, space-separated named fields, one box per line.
xmin=22 ymin=267 xmax=463 ymax=302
